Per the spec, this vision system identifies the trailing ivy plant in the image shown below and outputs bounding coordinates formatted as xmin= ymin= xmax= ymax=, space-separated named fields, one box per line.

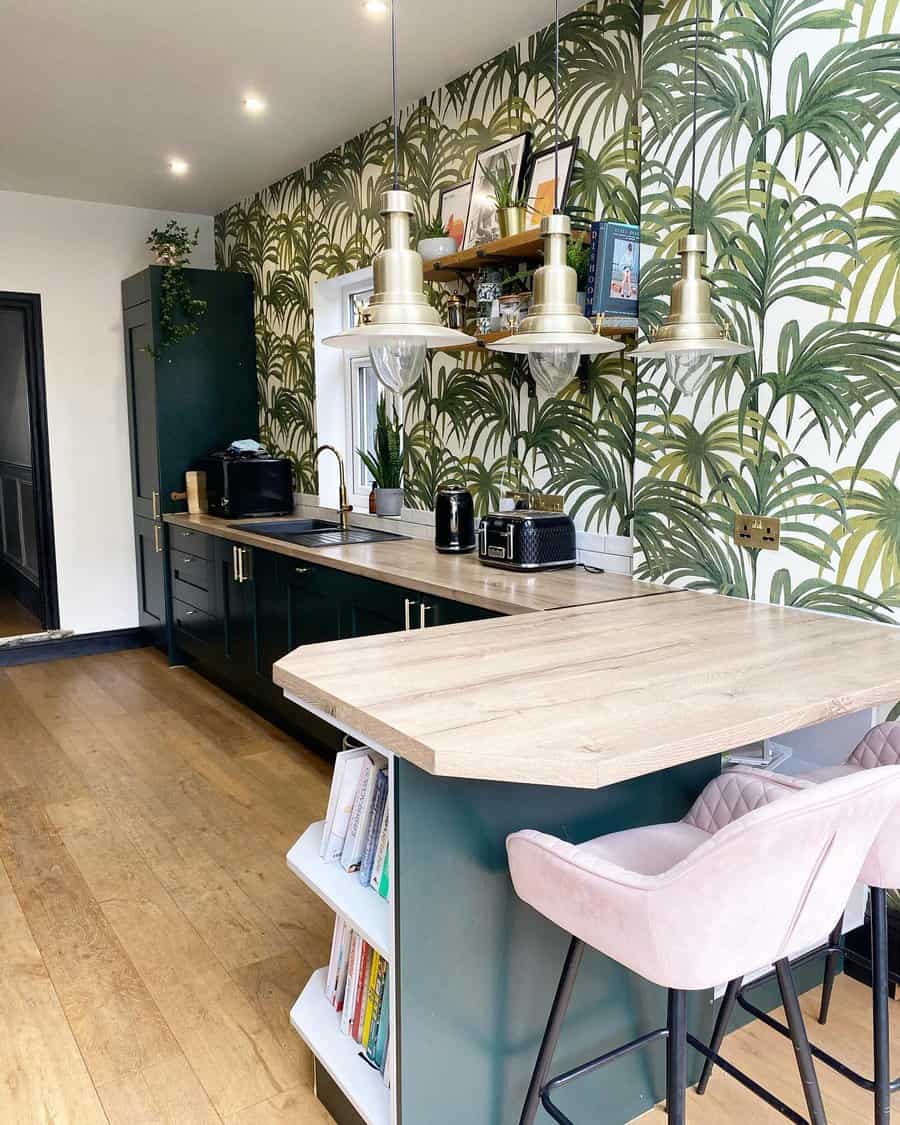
xmin=145 ymin=221 xmax=208 ymax=358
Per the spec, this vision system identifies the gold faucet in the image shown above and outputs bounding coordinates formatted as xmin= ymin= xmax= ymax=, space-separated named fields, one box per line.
xmin=315 ymin=445 xmax=353 ymax=531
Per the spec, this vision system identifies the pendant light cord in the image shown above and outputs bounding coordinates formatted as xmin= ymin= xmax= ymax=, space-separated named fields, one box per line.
xmin=391 ymin=0 xmax=400 ymax=190
xmin=553 ymin=0 xmax=560 ymax=212
xmin=689 ymin=1 xmax=700 ymax=233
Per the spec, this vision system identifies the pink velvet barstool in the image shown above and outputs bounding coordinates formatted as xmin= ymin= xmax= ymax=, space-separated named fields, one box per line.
xmin=507 ymin=765 xmax=900 ymax=1125
xmin=701 ymin=723 xmax=900 ymax=1124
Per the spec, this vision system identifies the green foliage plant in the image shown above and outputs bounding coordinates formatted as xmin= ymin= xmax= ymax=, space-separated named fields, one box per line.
xmin=359 ymin=396 xmax=403 ymax=490
xmin=145 ymin=220 xmax=208 ymax=357
xmin=419 ymin=216 xmax=450 ymax=239
xmin=483 ymin=158 xmax=530 ymax=210
xmin=567 ymin=238 xmax=591 ymax=289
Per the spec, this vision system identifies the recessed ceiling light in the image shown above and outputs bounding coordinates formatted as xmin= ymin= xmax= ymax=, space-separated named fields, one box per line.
xmin=363 ymin=0 xmax=388 ymax=14
xmin=243 ymin=95 xmax=266 ymax=115
xmin=169 ymin=157 xmax=189 ymax=176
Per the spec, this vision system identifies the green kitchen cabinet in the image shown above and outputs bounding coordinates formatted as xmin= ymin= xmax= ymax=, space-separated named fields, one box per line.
xmin=281 ymin=556 xmax=345 ymax=649
xmin=214 ymin=537 xmax=256 ymax=674
xmin=338 ymin=570 xmax=420 ymax=637
xmin=122 ymin=266 xmax=257 ymax=651
xmin=420 ymin=593 xmax=500 ymax=628
xmin=134 ymin=515 xmax=167 ymax=642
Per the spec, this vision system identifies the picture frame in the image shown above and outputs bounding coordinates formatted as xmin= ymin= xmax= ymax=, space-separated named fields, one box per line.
xmin=523 ymin=138 xmax=579 ymax=230
xmin=462 ymin=132 xmax=532 ymax=250
xmin=438 ymin=182 xmax=471 ymax=252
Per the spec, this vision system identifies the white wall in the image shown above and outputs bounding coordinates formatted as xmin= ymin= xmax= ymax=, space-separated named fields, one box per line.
xmin=0 ymin=190 xmax=213 ymax=634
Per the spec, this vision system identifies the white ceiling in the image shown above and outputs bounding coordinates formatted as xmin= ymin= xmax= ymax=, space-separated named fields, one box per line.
xmin=1 ymin=0 xmax=583 ymax=215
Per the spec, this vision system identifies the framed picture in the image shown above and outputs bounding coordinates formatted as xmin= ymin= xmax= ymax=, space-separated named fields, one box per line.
xmin=439 ymin=182 xmax=471 ymax=251
xmin=524 ymin=139 xmax=579 ymax=230
xmin=462 ymin=132 xmax=531 ymax=250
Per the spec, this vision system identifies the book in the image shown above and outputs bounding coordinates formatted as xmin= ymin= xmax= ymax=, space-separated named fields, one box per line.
xmin=360 ymin=950 xmax=382 ymax=1047
xmin=584 ymin=220 xmax=602 ymax=318
xmin=377 ymin=844 xmax=390 ymax=900
xmin=586 ymin=221 xmax=639 ymax=319
xmin=351 ymin=942 xmax=373 ymax=1043
xmin=323 ymin=750 xmax=369 ymax=862
xmin=340 ymin=931 xmax=363 ymax=1037
xmin=334 ymin=921 xmax=353 ymax=1011
xmin=325 ymin=916 xmax=345 ymax=1006
xmin=341 ymin=754 xmax=385 ymax=872
xmin=369 ymin=802 xmax=390 ymax=893
xmin=360 ymin=768 xmax=388 ymax=886
xmin=366 ymin=957 xmax=388 ymax=1064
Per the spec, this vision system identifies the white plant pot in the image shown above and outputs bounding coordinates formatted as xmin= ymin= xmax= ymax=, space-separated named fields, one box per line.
xmin=417 ymin=237 xmax=458 ymax=263
xmin=375 ymin=488 xmax=404 ymax=517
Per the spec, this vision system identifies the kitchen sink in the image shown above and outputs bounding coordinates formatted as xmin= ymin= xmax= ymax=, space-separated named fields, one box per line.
xmin=232 ymin=519 xmax=408 ymax=548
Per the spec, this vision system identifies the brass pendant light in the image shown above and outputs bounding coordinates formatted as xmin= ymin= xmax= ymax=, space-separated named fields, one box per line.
xmin=323 ymin=1 xmax=474 ymax=392
xmin=488 ymin=0 xmax=624 ymax=394
xmin=631 ymin=4 xmax=752 ymax=395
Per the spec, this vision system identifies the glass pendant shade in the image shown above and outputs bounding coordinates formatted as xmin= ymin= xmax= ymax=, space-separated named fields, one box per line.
xmin=323 ymin=190 xmax=474 ymax=392
xmin=488 ymin=213 xmax=624 ymax=392
xmin=632 ymin=232 xmax=752 ymax=394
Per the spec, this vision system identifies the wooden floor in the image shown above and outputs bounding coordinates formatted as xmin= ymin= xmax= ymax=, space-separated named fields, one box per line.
xmin=0 ymin=587 xmax=41 ymax=638
xmin=0 ymin=646 xmax=895 ymax=1124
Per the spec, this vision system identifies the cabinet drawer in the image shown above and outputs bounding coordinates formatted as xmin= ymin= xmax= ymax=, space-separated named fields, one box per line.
xmin=170 ymin=550 xmax=212 ymax=590
xmin=172 ymin=574 xmax=212 ymax=613
xmin=169 ymin=525 xmax=213 ymax=559
xmin=172 ymin=598 xmax=214 ymax=643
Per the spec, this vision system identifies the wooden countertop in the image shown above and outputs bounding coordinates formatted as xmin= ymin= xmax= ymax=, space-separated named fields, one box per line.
xmin=164 ymin=512 xmax=668 ymax=615
xmin=274 ymin=592 xmax=900 ymax=789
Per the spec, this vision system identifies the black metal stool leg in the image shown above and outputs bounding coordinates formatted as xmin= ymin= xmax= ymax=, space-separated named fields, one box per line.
xmin=871 ymin=888 xmax=891 ymax=1125
xmin=775 ymin=958 xmax=828 ymax=1125
xmin=667 ymin=989 xmax=688 ymax=1125
xmin=696 ymin=976 xmax=742 ymax=1094
xmin=519 ymin=937 xmax=585 ymax=1125
xmin=818 ymin=914 xmax=844 ymax=1026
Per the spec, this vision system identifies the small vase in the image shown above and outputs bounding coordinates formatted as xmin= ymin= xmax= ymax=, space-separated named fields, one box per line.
xmin=418 ymin=236 xmax=458 ymax=263
xmin=497 ymin=208 xmax=526 ymax=239
xmin=375 ymin=488 xmax=404 ymax=517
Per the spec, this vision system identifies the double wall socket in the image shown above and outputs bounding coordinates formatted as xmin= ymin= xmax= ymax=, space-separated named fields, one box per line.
xmin=734 ymin=514 xmax=781 ymax=550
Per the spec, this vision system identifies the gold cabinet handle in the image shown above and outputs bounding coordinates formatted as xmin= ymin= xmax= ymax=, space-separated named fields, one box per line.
xmin=152 ymin=490 xmax=160 ymax=519
xmin=153 ymin=524 xmax=163 ymax=554
xmin=232 ymin=544 xmax=240 ymax=581
xmin=404 ymin=597 xmax=414 ymax=631
xmin=295 ymin=567 xmax=310 ymax=575
xmin=419 ymin=603 xmax=432 ymax=629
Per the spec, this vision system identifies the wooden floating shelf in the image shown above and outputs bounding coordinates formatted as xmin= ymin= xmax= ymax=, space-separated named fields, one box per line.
xmin=423 ymin=228 xmax=590 ymax=282
xmin=438 ymin=325 xmax=638 ymax=353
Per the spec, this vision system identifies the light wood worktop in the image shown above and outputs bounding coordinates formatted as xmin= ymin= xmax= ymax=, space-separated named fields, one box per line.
xmin=164 ymin=512 xmax=667 ymax=615
xmin=274 ymin=592 xmax=900 ymax=789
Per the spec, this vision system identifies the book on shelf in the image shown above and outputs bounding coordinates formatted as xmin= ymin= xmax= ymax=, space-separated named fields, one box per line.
xmin=323 ymin=917 xmax=391 ymax=1076
xmin=369 ymin=804 xmax=390 ymax=894
xmin=377 ymin=844 xmax=390 ymax=900
xmin=360 ymin=768 xmax=388 ymax=887
xmin=584 ymin=220 xmax=640 ymax=320
xmin=321 ymin=748 xmax=370 ymax=861
xmin=341 ymin=752 xmax=387 ymax=873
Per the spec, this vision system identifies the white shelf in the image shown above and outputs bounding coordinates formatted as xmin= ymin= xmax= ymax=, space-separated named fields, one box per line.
xmin=291 ymin=969 xmax=391 ymax=1125
xmin=287 ymin=821 xmax=391 ymax=959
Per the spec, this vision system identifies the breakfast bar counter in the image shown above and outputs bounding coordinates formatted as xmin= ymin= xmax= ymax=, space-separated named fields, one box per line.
xmin=274 ymin=593 xmax=900 ymax=1125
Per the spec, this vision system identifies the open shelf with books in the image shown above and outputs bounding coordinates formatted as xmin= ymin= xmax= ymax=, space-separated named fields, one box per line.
xmin=287 ymin=820 xmax=391 ymax=958
xmin=291 ymin=967 xmax=391 ymax=1125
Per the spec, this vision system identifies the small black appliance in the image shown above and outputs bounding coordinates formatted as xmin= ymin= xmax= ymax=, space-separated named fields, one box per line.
xmin=477 ymin=510 xmax=577 ymax=571
xmin=200 ymin=451 xmax=293 ymax=518
xmin=434 ymin=485 xmax=476 ymax=554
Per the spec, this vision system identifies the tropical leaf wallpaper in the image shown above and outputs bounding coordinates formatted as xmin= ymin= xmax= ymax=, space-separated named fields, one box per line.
xmin=215 ymin=1 xmax=640 ymax=534
xmin=636 ymin=0 xmax=900 ymax=623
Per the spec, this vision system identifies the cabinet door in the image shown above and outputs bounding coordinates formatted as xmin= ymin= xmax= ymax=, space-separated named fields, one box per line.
xmin=134 ymin=515 xmax=166 ymax=639
xmin=339 ymin=572 xmax=417 ymax=638
xmin=123 ymin=302 xmax=161 ymax=521
xmin=255 ymin=548 xmax=290 ymax=684
xmin=422 ymin=596 xmax=500 ymax=628
xmin=214 ymin=537 xmax=257 ymax=672
xmin=283 ymin=558 xmax=345 ymax=649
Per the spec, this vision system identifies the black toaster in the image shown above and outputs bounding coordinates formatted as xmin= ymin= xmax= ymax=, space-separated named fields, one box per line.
xmin=477 ymin=511 xmax=577 ymax=571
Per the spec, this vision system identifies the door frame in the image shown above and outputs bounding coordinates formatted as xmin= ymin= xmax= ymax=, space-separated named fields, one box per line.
xmin=0 ymin=292 xmax=59 ymax=630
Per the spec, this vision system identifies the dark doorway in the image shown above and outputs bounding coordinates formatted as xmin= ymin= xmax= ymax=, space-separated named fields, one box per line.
xmin=0 ymin=293 xmax=58 ymax=637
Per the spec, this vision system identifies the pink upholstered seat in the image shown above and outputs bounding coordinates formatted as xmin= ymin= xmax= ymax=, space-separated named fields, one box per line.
xmin=805 ymin=721 xmax=900 ymax=890
xmin=507 ymin=766 xmax=900 ymax=992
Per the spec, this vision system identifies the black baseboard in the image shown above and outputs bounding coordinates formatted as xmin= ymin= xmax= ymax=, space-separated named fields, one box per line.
xmin=0 ymin=627 xmax=149 ymax=666
xmin=0 ymin=557 xmax=42 ymax=620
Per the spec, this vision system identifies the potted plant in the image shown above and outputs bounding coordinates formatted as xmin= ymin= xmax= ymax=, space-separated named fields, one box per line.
xmin=417 ymin=217 xmax=457 ymax=263
xmin=484 ymin=159 xmax=531 ymax=239
xmin=359 ymin=396 xmax=404 ymax=517
xmin=145 ymin=220 xmax=207 ymax=356
xmin=147 ymin=219 xmax=199 ymax=266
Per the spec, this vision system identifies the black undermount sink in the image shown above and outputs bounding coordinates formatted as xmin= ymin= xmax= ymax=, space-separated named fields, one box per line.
xmin=231 ymin=519 xmax=408 ymax=548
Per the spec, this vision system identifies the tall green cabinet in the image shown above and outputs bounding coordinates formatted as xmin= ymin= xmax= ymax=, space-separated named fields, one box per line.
xmin=122 ymin=266 xmax=257 ymax=648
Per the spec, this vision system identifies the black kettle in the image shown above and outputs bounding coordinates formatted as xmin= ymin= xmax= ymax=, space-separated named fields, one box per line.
xmin=435 ymin=486 xmax=476 ymax=554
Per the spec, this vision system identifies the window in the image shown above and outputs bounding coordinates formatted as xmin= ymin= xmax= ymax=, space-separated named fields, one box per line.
xmin=342 ymin=284 xmax=401 ymax=507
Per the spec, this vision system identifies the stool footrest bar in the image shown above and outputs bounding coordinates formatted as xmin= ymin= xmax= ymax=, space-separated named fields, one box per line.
xmin=686 ymin=1034 xmax=811 ymax=1125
